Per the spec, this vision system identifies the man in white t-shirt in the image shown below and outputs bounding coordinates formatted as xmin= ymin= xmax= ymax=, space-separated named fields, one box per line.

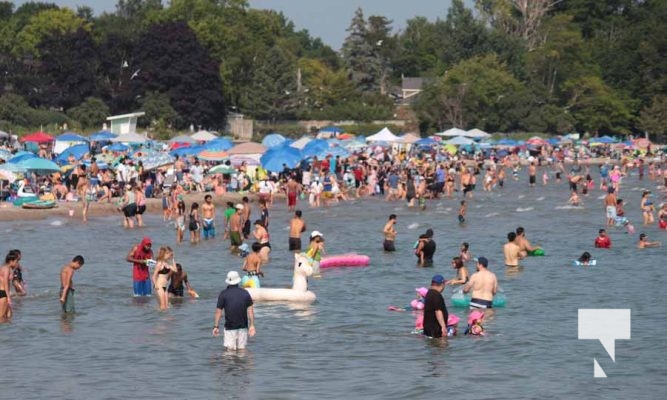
xmin=190 ymin=161 xmax=204 ymax=192
xmin=309 ymin=178 xmax=323 ymax=207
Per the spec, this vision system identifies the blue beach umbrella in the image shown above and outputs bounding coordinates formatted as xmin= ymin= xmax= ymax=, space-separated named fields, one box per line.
xmin=415 ymin=138 xmax=436 ymax=146
xmin=317 ymin=145 xmax=350 ymax=159
xmin=0 ymin=162 xmax=27 ymax=173
xmin=56 ymin=132 xmax=89 ymax=142
xmin=0 ymin=149 xmax=11 ymax=160
xmin=89 ymin=130 xmax=117 ymax=141
xmin=8 ymin=152 xmax=37 ymax=164
xmin=260 ymin=146 xmax=302 ymax=172
xmin=204 ymin=138 xmax=234 ymax=151
xmin=18 ymin=157 xmax=60 ymax=175
xmin=55 ymin=144 xmax=90 ymax=165
xmin=107 ymin=143 xmax=129 ymax=152
xmin=262 ymin=133 xmax=287 ymax=149
xmin=302 ymin=139 xmax=329 ymax=157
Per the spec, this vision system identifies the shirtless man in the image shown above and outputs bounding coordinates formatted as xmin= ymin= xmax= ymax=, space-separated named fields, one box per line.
xmin=503 ymin=232 xmax=523 ymax=267
xmin=0 ymin=251 xmax=20 ymax=321
xmin=201 ymin=194 xmax=216 ymax=240
xmin=383 ymin=214 xmax=397 ymax=252
xmin=528 ymin=162 xmax=537 ymax=187
xmin=60 ymin=255 xmax=85 ymax=314
xmin=604 ymin=187 xmax=617 ymax=226
xmin=515 ymin=226 xmax=541 ymax=258
xmin=230 ymin=204 xmax=244 ymax=253
xmin=288 ymin=210 xmax=306 ymax=251
xmin=637 ymin=233 xmax=661 ymax=249
xmin=463 ymin=256 xmax=497 ymax=310
xmin=168 ymin=263 xmax=194 ymax=298
xmin=285 ymin=177 xmax=301 ymax=212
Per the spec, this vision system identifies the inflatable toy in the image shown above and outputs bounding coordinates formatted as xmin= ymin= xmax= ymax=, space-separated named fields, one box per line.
xmin=573 ymin=259 xmax=597 ymax=266
xmin=246 ymin=253 xmax=316 ymax=303
xmin=527 ymin=249 xmax=545 ymax=256
xmin=451 ymin=289 xmax=506 ymax=308
xmin=320 ymin=253 xmax=370 ymax=269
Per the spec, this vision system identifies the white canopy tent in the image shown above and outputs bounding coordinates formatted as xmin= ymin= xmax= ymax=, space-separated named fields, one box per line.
xmin=436 ymin=127 xmax=467 ymax=137
xmin=366 ymin=127 xmax=399 ymax=142
xmin=444 ymin=136 xmax=474 ymax=145
xmin=464 ymin=128 xmax=491 ymax=138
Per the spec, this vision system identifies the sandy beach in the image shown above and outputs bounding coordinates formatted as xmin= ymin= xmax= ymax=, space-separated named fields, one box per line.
xmin=0 ymin=191 xmax=265 ymax=222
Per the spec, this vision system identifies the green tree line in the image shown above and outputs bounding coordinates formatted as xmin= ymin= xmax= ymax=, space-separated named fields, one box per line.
xmin=0 ymin=0 xmax=664 ymax=141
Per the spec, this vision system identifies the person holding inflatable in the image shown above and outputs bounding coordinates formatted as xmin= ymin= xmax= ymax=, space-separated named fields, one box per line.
xmin=241 ymin=242 xmax=264 ymax=288
xmin=515 ymin=227 xmax=542 ymax=257
xmin=463 ymin=257 xmax=497 ymax=310
xmin=422 ymin=274 xmax=449 ymax=339
xmin=306 ymin=231 xmax=325 ymax=277
xmin=594 ymin=229 xmax=612 ymax=249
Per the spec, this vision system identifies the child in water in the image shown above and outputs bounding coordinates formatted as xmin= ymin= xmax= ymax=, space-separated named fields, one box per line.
xmin=241 ymin=242 xmax=264 ymax=288
xmin=568 ymin=191 xmax=581 ymax=206
xmin=465 ymin=310 xmax=485 ymax=336
xmin=458 ymin=200 xmax=467 ymax=223
xmin=577 ymin=251 xmax=593 ymax=265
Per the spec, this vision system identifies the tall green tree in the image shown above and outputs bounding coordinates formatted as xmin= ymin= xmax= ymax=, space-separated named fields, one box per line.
xmin=638 ymin=95 xmax=667 ymax=143
xmin=67 ymin=97 xmax=109 ymax=128
xmin=341 ymin=8 xmax=381 ymax=93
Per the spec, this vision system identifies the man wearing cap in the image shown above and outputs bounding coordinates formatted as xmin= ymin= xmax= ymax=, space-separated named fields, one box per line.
xmin=126 ymin=237 xmax=154 ymax=296
xmin=229 ymin=204 xmax=244 ymax=253
xmin=464 ymin=257 xmax=497 ymax=309
xmin=212 ymin=271 xmax=255 ymax=350
xmin=306 ymin=231 xmax=325 ymax=276
xmin=422 ymin=274 xmax=449 ymax=338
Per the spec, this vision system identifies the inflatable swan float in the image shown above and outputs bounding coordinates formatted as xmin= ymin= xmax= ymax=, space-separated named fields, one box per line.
xmin=246 ymin=253 xmax=316 ymax=303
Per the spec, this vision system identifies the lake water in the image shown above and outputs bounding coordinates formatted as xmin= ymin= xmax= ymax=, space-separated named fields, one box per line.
xmin=1 ymin=171 xmax=665 ymax=399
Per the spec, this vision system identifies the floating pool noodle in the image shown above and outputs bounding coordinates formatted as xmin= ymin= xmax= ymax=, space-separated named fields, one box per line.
xmin=320 ymin=254 xmax=370 ymax=269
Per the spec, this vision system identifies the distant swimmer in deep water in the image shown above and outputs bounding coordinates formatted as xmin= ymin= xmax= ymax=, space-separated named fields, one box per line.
xmin=383 ymin=214 xmax=397 ymax=252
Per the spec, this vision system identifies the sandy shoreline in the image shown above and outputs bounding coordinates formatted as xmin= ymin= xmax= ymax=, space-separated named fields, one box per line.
xmin=0 ymin=192 xmax=263 ymax=222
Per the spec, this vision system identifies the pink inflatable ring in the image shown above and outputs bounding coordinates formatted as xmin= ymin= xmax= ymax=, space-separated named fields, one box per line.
xmin=319 ymin=253 xmax=370 ymax=269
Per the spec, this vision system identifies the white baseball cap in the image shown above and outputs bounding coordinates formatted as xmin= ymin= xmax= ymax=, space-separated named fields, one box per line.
xmin=310 ymin=230 xmax=324 ymax=239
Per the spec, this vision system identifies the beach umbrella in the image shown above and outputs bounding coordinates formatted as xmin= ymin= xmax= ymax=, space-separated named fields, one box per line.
xmin=0 ymin=130 xmax=9 ymax=139
xmin=319 ymin=126 xmax=344 ymax=134
xmin=302 ymin=139 xmax=329 ymax=157
xmin=18 ymin=157 xmax=60 ymax=175
xmin=170 ymin=145 xmax=204 ymax=157
xmin=0 ymin=149 xmax=11 ymax=160
xmin=0 ymin=162 xmax=27 ymax=173
xmin=191 ymin=130 xmax=218 ymax=142
xmin=228 ymin=142 xmax=266 ymax=155
xmin=56 ymin=132 xmax=89 ymax=142
xmin=262 ymin=133 xmax=287 ymax=148
xmin=20 ymin=131 xmax=55 ymax=143
xmin=107 ymin=143 xmax=129 ymax=152
xmin=444 ymin=136 xmax=474 ymax=146
xmin=317 ymin=146 xmax=350 ymax=159
xmin=464 ymin=128 xmax=491 ymax=138
xmin=89 ymin=130 xmax=117 ymax=141
xmin=204 ymin=137 xmax=233 ymax=151
xmin=55 ymin=144 xmax=90 ymax=165
xmin=207 ymin=164 xmax=236 ymax=175
xmin=229 ymin=155 xmax=260 ymax=167
xmin=110 ymin=132 xmax=147 ymax=143
xmin=198 ymin=150 xmax=229 ymax=161
xmin=169 ymin=134 xmax=198 ymax=144
xmin=8 ymin=152 xmax=37 ymax=164
xmin=366 ymin=127 xmax=399 ymax=142
xmin=496 ymin=138 xmax=518 ymax=146
xmin=260 ymin=146 xmax=302 ymax=172
xmin=290 ymin=136 xmax=312 ymax=150
xmin=415 ymin=138 xmax=437 ymax=146
xmin=590 ymin=136 xmax=617 ymax=144
xmin=526 ymin=136 xmax=547 ymax=146
xmin=137 ymin=152 xmax=174 ymax=171
xmin=338 ymin=133 xmax=354 ymax=140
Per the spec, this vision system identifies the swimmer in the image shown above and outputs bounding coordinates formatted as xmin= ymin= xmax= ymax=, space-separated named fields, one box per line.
xmin=659 ymin=203 xmax=667 ymax=230
xmin=459 ymin=242 xmax=471 ymax=264
xmin=458 ymin=200 xmax=466 ymax=224
xmin=175 ymin=200 xmax=186 ymax=243
xmin=641 ymin=191 xmax=655 ymax=225
xmin=168 ymin=263 xmax=194 ymax=298
xmin=446 ymin=257 xmax=469 ymax=285
xmin=604 ymin=187 xmax=617 ymax=226
xmin=568 ymin=191 xmax=581 ymax=206
xmin=229 ymin=204 xmax=244 ymax=253
xmin=306 ymin=231 xmax=325 ymax=277
xmin=252 ymin=220 xmax=271 ymax=264
xmin=189 ymin=202 xmax=201 ymax=243
xmin=594 ymin=229 xmax=612 ymax=249
xmin=577 ymin=251 xmax=593 ymax=265
xmin=60 ymin=255 xmax=85 ymax=314
xmin=528 ymin=162 xmax=536 ymax=187
xmin=0 ymin=251 xmax=20 ymax=321
xmin=242 ymin=242 xmax=264 ymax=285
xmin=10 ymin=249 xmax=26 ymax=296
xmin=383 ymin=214 xmax=397 ymax=252
xmin=463 ymin=257 xmax=497 ymax=310
xmin=515 ymin=226 xmax=541 ymax=258
xmin=201 ymin=194 xmax=216 ymax=240
xmin=288 ymin=210 xmax=307 ymax=251
xmin=637 ymin=233 xmax=661 ymax=249
xmin=222 ymin=201 xmax=235 ymax=239
xmin=503 ymin=232 xmax=523 ymax=267
xmin=151 ymin=247 xmax=177 ymax=310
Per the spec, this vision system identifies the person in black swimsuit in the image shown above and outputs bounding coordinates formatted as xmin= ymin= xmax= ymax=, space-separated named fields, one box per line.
xmin=416 ymin=229 xmax=436 ymax=267
xmin=446 ymin=256 xmax=469 ymax=286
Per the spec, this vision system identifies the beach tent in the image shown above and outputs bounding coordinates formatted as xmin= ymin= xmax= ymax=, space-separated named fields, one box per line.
xmin=20 ymin=131 xmax=55 ymax=144
xmin=399 ymin=133 xmax=421 ymax=144
xmin=435 ymin=127 xmax=467 ymax=137
xmin=191 ymin=130 xmax=218 ymax=142
xmin=110 ymin=132 xmax=147 ymax=143
xmin=366 ymin=127 xmax=399 ymax=142
xmin=465 ymin=128 xmax=491 ymax=138
xmin=444 ymin=136 xmax=474 ymax=146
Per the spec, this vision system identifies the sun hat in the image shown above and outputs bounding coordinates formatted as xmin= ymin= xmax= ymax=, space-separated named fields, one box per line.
xmin=225 ymin=271 xmax=241 ymax=285
xmin=416 ymin=287 xmax=428 ymax=297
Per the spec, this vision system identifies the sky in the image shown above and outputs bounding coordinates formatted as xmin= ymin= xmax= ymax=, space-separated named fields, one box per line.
xmin=14 ymin=0 xmax=460 ymax=50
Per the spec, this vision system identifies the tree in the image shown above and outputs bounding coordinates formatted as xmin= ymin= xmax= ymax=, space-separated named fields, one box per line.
xmin=366 ymin=15 xmax=395 ymax=95
xmin=13 ymin=8 xmax=91 ymax=58
xmin=341 ymin=8 xmax=381 ymax=93
xmin=638 ymin=95 xmax=667 ymax=143
xmin=67 ymin=97 xmax=109 ymax=128
xmin=139 ymin=91 xmax=178 ymax=131
xmin=131 ymin=21 xmax=226 ymax=129
xmin=242 ymin=45 xmax=297 ymax=121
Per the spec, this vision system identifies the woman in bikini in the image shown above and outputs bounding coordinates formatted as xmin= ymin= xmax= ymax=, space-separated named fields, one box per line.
xmin=151 ymin=247 xmax=177 ymax=310
xmin=252 ymin=220 xmax=271 ymax=264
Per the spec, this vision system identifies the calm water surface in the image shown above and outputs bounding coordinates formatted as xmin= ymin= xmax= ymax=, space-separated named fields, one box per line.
xmin=1 ymin=172 xmax=665 ymax=399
